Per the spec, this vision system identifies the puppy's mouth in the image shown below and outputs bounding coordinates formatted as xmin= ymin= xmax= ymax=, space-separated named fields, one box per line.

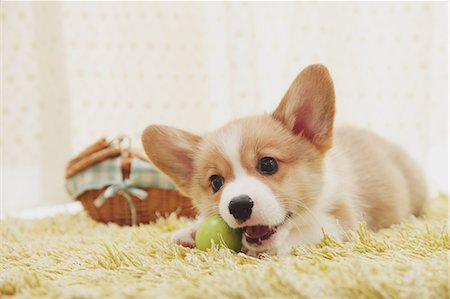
xmin=242 ymin=212 xmax=291 ymax=245
xmin=244 ymin=225 xmax=277 ymax=244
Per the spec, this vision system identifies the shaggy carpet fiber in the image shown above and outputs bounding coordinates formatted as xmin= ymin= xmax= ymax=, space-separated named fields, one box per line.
xmin=1 ymin=195 xmax=449 ymax=298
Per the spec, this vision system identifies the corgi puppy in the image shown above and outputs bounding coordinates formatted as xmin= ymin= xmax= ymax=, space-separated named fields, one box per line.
xmin=142 ymin=64 xmax=428 ymax=256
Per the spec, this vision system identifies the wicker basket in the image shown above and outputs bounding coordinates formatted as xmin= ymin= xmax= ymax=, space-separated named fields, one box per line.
xmin=66 ymin=137 xmax=197 ymax=226
xmin=79 ymin=187 xmax=195 ymax=226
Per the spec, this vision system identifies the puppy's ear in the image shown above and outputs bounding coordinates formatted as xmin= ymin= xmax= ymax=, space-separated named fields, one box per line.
xmin=141 ymin=125 xmax=201 ymax=196
xmin=272 ymin=64 xmax=335 ymax=152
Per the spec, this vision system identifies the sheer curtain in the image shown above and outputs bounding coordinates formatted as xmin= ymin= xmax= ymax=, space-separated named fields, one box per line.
xmin=1 ymin=2 xmax=448 ymax=216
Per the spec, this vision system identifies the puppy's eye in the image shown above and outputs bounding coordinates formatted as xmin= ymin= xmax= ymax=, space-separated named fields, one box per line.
xmin=209 ymin=175 xmax=224 ymax=193
xmin=258 ymin=157 xmax=278 ymax=175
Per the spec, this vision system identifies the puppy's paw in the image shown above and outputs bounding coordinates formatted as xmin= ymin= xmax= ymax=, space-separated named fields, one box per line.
xmin=172 ymin=223 xmax=200 ymax=248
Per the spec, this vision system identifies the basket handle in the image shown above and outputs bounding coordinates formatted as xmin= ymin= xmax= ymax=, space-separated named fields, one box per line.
xmin=109 ymin=135 xmax=132 ymax=154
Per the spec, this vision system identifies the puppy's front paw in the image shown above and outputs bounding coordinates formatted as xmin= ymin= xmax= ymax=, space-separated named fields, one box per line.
xmin=172 ymin=224 xmax=199 ymax=248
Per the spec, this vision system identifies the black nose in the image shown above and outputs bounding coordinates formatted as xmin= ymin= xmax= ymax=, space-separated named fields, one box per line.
xmin=228 ymin=195 xmax=254 ymax=221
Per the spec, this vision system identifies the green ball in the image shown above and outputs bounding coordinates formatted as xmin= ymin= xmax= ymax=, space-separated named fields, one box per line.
xmin=195 ymin=215 xmax=242 ymax=252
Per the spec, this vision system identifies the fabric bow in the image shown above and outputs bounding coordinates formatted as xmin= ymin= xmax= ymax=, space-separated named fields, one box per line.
xmin=94 ymin=180 xmax=148 ymax=225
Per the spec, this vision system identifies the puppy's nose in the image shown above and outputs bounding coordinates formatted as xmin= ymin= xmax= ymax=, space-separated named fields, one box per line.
xmin=228 ymin=195 xmax=254 ymax=221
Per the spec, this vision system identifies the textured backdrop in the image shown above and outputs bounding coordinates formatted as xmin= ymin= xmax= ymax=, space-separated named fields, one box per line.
xmin=1 ymin=2 xmax=448 ymax=215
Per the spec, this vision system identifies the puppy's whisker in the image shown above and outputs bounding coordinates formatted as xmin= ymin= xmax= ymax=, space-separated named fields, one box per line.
xmin=285 ymin=212 xmax=304 ymax=235
xmin=276 ymin=195 xmax=321 ymax=227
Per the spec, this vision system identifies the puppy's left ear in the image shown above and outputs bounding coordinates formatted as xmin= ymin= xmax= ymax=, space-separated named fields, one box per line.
xmin=273 ymin=64 xmax=335 ymax=152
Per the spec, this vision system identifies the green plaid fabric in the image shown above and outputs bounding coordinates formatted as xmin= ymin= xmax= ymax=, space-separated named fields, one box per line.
xmin=65 ymin=157 xmax=175 ymax=198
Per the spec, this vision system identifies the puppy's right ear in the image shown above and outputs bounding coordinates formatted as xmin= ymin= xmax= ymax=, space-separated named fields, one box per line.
xmin=141 ymin=125 xmax=201 ymax=196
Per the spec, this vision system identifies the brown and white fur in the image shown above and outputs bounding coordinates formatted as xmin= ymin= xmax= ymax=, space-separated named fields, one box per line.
xmin=141 ymin=64 xmax=428 ymax=256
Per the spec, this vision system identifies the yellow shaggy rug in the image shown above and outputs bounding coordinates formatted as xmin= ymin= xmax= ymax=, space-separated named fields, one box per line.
xmin=1 ymin=195 xmax=449 ymax=298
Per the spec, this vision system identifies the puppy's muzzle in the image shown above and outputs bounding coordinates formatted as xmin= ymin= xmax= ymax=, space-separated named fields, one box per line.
xmin=228 ymin=195 xmax=253 ymax=221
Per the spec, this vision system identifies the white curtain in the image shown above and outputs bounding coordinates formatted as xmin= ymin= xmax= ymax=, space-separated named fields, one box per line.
xmin=1 ymin=2 xmax=448 ymax=216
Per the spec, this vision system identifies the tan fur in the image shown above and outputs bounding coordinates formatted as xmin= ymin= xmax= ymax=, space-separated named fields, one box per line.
xmin=329 ymin=126 xmax=428 ymax=229
xmin=327 ymin=201 xmax=356 ymax=231
xmin=142 ymin=125 xmax=201 ymax=195
xmin=273 ymin=65 xmax=335 ymax=153
xmin=141 ymin=64 xmax=428 ymax=254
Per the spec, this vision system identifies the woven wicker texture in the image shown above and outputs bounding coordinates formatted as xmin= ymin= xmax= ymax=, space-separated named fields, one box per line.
xmin=79 ymin=188 xmax=196 ymax=226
